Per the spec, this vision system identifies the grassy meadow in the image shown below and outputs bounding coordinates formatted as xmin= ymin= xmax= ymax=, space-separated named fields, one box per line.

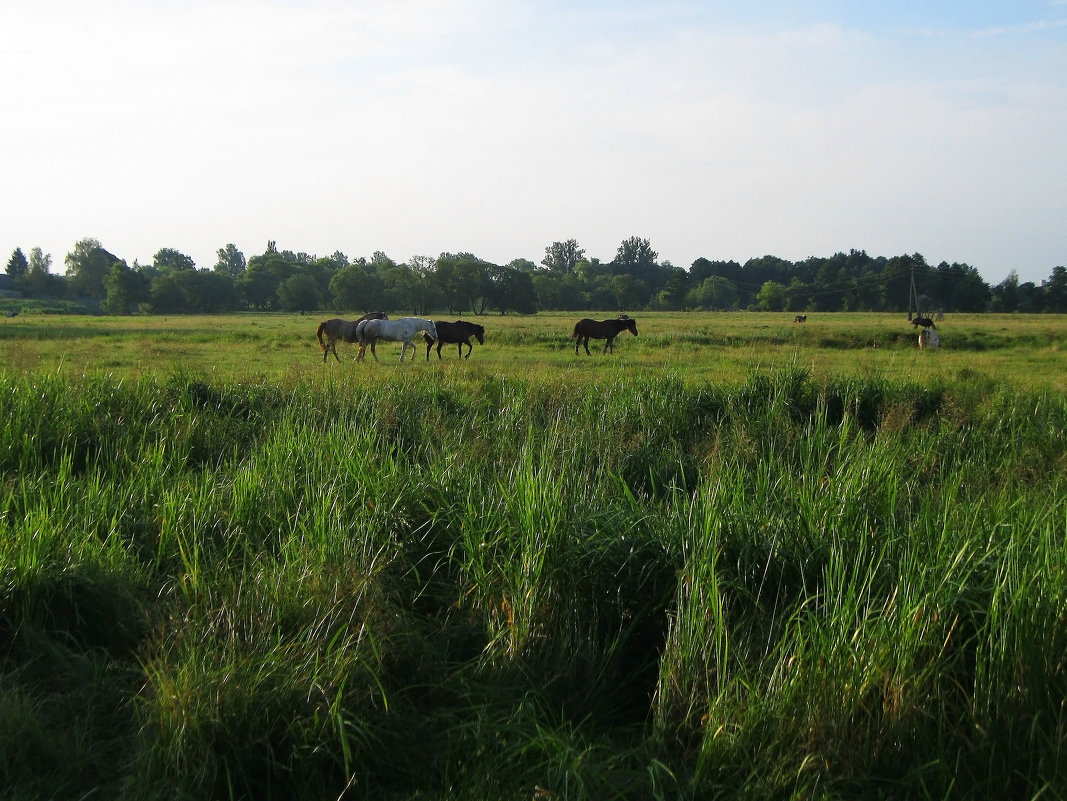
xmin=1 ymin=311 xmax=1066 ymax=799
xmin=2 ymin=310 xmax=1067 ymax=391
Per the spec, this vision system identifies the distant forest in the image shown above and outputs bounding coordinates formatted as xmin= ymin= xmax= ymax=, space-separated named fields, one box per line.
xmin=5 ymin=236 xmax=1065 ymax=316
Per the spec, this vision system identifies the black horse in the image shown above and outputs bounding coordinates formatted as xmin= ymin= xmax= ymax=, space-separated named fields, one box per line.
xmin=424 ymin=320 xmax=485 ymax=360
xmin=317 ymin=312 xmax=387 ymax=362
xmin=572 ymin=317 xmax=638 ymax=355
xmin=911 ymin=316 xmax=936 ymax=329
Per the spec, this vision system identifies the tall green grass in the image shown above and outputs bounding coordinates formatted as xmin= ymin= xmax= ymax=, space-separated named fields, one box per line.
xmin=0 ymin=367 xmax=1064 ymax=799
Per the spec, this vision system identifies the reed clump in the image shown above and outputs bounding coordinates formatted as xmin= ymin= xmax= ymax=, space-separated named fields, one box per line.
xmin=0 ymin=367 xmax=1064 ymax=800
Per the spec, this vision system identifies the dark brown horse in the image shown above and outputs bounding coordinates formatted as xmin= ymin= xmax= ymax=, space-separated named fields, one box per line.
xmin=424 ymin=320 xmax=485 ymax=360
xmin=316 ymin=312 xmax=387 ymax=362
xmin=911 ymin=316 xmax=936 ymax=329
xmin=572 ymin=317 xmax=638 ymax=355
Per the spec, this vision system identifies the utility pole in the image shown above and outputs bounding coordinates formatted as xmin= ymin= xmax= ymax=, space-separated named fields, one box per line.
xmin=907 ymin=264 xmax=919 ymax=320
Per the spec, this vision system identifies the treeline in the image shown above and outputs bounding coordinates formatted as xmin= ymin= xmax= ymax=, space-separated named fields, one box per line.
xmin=5 ymin=237 xmax=1066 ymax=315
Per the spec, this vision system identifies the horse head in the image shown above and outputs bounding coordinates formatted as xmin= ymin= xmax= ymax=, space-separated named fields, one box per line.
xmin=474 ymin=325 xmax=485 ymax=345
xmin=625 ymin=318 xmax=638 ymax=336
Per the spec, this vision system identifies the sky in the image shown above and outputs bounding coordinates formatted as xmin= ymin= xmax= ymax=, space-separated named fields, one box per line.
xmin=2 ymin=0 xmax=1065 ymax=285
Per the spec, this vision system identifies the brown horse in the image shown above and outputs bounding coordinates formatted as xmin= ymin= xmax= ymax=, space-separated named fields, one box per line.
xmin=572 ymin=317 xmax=638 ymax=355
xmin=316 ymin=312 xmax=387 ymax=362
xmin=424 ymin=320 xmax=485 ymax=360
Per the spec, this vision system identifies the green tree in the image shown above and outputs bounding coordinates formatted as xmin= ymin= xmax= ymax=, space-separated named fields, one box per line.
xmin=613 ymin=236 xmax=663 ymax=307
xmin=508 ymin=258 xmax=537 ymax=273
xmin=935 ymin=261 xmax=990 ymax=312
xmin=756 ymin=280 xmax=786 ymax=311
xmin=1044 ymin=266 xmax=1067 ymax=313
xmin=29 ymin=247 xmax=52 ymax=275
xmin=685 ymin=276 xmax=737 ymax=310
xmin=149 ymin=270 xmax=237 ymax=313
xmin=991 ymin=270 xmax=1019 ymax=312
xmin=575 ymin=258 xmax=608 ymax=288
xmin=19 ymin=248 xmax=60 ymax=296
xmin=153 ymin=247 xmax=196 ymax=272
xmin=656 ymin=266 xmax=688 ymax=310
xmin=435 ymin=253 xmax=488 ymax=314
xmin=542 ymin=239 xmax=585 ymax=273
xmin=370 ymin=251 xmax=397 ymax=272
xmin=303 ymin=257 xmax=341 ymax=303
xmin=380 ymin=262 xmax=423 ymax=314
xmin=239 ymin=247 xmax=298 ymax=310
xmin=65 ymin=238 xmax=119 ymax=299
xmin=6 ymin=248 xmax=28 ymax=278
xmin=607 ymin=274 xmax=645 ymax=311
xmin=532 ymin=271 xmax=585 ymax=310
xmin=614 ymin=236 xmax=657 ymax=268
xmin=235 ymin=262 xmax=281 ymax=310
xmin=102 ymin=262 xmax=149 ymax=315
xmin=485 ymin=265 xmax=537 ymax=314
xmin=329 ymin=264 xmax=378 ymax=311
xmin=784 ymin=278 xmax=810 ymax=312
xmin=214 ymin=244 xmax=246 ymax=277
xmin=276 ymin=273 xmax=324 ymax=312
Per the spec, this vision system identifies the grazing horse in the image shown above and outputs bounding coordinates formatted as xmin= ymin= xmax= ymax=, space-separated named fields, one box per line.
xmin=919 ymin=329 xmax=941 ymax=350
xmin=317 ymin=312 xmax=388 ymax=362
xmin=572 ymin=317 xmax=638 ymax=355
xmin=794 ymin=314 xmax=807 ymax=323
xmin=357 ymin=316 xmax=438 ymax=362
xmin=911 ymin=316 xmax=936 ymax=329
xmin=424 ymin=320 xmax=485 ymax=360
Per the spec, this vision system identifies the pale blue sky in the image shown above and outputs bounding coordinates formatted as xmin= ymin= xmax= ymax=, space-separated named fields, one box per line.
xmin=2 ymin=1 xmax=1065 ymax=284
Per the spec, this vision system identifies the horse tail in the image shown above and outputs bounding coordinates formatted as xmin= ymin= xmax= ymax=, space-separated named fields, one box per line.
xmin=572 ymin=322 xmax=581 ymax=338
xmin=316 ymin=320 xmax=327 ymax=350
xmin=423 ymin=332 xmax=434 ymax=344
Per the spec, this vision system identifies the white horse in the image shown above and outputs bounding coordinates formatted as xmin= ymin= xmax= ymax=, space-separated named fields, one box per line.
xmin=919 ymin=329 xmax=941 ymax=350
xmin=357 ymin=317 xmax=438 ymax=362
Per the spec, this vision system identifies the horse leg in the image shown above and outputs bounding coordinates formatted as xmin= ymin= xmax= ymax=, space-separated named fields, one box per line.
xmin=604 ymin=336 xmax=614 ymax=354
xmin=462 ymin=339 xmax=471 ymax=359
xmin=370 ymin=339 xmax=380 ymax=362
xmin=582 ymin=337 xmax=591 ymax=356
xmin=437 ymin=340 xmax=444 ymax=359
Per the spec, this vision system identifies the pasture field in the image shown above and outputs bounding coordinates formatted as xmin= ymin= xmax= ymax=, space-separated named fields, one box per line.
xmin=1 ymin=312 xmax=1066 ymax=799
xmin=2 ymin=310 xmax=1067 ymax=391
